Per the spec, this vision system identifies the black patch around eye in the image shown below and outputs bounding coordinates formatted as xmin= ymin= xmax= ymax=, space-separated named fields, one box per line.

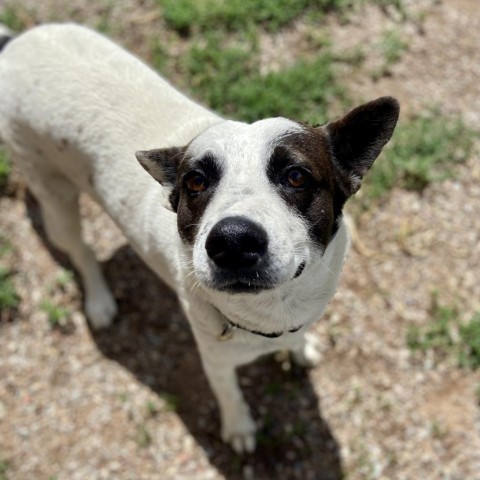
xmin=175 ymin=154 xmax=223 ymax=244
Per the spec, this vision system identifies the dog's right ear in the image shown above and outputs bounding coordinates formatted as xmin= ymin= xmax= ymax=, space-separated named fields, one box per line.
xmin=135 ymin=146 xmax=186 ymax=187
xmin=136 ymin=147 xmax=186 ymax=212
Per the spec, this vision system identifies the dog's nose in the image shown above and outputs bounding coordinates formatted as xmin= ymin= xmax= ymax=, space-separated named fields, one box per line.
xmin=206 ymin=216 xmax=268 ymax=269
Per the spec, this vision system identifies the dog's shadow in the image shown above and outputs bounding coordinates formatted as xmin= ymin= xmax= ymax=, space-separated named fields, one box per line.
xmin=27 ymin=195 xmax=344 ymax=480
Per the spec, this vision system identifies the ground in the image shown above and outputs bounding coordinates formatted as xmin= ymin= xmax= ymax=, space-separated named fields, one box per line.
xmin=0 ymin=1 xmax=479 ymax=479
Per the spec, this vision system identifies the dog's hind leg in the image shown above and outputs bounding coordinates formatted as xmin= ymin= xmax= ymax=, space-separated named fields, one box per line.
xmin=23 ymin=163 xmax=117 ymax=329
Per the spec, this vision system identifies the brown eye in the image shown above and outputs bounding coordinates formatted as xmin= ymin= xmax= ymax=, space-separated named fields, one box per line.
xmin=185 ymin=173 xmax=208 ymax=193
xmin=286 ymin=169 xmax=307 ymax=188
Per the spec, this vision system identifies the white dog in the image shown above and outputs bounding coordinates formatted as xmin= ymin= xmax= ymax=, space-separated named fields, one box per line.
xmin=0 ymin=24 xmax=399 ymax=453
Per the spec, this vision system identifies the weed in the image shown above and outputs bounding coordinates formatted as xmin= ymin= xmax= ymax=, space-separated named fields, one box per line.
xmin=40 ymin=299 xmax=70 ymax=329
xmin=458 ymin=313 xmax=480 ymax=369
xmin=380 ymin=29 xmax=407 ymax=66
xmin=0 ymin=233 xmax=14 ymax=257
xmin=0 ymin=147 xmax=11 ymax=190
xmin=0 ymin=4 xmax=32 ymax=32
xmin=54 ymin=270 xmax=74 ymax=290
xmin=363 ymin=110 xmax=476 ymax=201
xmin=407 ymin=298 xmax=457 ymax=353
xmin=146 ymin=400 xmax=159 ymax=417
xmin=407 ymin=294 xmax=480 ymax=370
xmin=0 ymin=459 xmax=9 ymax=480
xmin=0 ymin=267 xmax=19 ymax=312
xmin=136 ymin=424 xmax=152 ymax=448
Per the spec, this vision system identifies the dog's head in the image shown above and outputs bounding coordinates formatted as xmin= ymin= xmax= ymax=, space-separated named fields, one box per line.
xmin=137 ymin=97 xmax=399 ymax=297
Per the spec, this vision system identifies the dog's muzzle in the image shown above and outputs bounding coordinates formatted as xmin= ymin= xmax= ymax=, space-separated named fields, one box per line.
xmin=205 ymin=216 xmax=271 ymax=293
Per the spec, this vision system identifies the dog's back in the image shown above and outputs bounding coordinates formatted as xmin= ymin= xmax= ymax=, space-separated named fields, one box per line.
xmin=0 ymin=24 xmax=220 ymax=326
xmin=0 ymin=24 xmax=218 ymax=193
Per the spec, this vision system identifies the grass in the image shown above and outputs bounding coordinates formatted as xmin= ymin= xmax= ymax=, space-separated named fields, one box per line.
xmin=160 ymin=0 xmax=352 ymax=35
xmin=362 ymin=111 xmax=477 ymax=201
xmin=160 ymin=0 xmax=406 ymax=35
xmin=40 ymin=299 xmax=70 ymax=329
xmin=371 ymin=29 xmax=407 ymax=79
xmin=458 ymin=313 xmax=480 ymax=369
xmin=0 ymin=267 xmax=19 ymax=312
xmin=136 ymin=424 xmax=152 ymax=448
xmin=0 ymin=147 xmax=11 ymax=190
xmin=0 ymin=4 xmax=31 ymax=32
xmin=407 ymin=294 xmax=480 ymax=370
xmin=184 ymin=35 xmax=343 ymax=123
xmin=0 ymin=459 xmax=9 ymax=480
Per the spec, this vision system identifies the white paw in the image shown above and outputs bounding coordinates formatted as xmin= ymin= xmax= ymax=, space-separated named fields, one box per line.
xmin=291 ymin=332 xmax=322 ymax=368
xmin=85 ymin=288 xmax=117 ymax=330
xmin=221 ymin=405 xmax=257 ymax=454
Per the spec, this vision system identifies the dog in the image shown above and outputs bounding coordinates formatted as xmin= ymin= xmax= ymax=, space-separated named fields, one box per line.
xmin=0 ymin=24 xmax=399 ymax=453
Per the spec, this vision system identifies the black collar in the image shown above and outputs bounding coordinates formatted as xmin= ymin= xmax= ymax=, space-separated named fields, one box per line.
xmin=218 ymin=320 xmax=302 ymax=341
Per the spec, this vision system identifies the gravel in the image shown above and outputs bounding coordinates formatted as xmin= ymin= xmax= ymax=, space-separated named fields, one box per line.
xmin=1 ymin=1 xmax=480 ymax=479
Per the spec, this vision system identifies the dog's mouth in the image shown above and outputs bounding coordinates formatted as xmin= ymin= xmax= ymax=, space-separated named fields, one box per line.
xmin=217 ymin=280 xmax=275 ymax=294
xmin=209 ymin=261 xmax=306 ymax=294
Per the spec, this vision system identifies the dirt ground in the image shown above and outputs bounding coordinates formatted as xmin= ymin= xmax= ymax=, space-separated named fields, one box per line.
xmin=1 ymin=1 xmax=480 ymax=479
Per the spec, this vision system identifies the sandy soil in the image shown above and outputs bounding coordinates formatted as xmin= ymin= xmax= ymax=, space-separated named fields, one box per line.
xmin=1 ymin=1 xmax=479 ymax=479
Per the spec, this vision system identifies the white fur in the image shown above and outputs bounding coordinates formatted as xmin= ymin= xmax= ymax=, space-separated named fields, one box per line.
xmin=0 ymin=24 xmax=350 ymax=453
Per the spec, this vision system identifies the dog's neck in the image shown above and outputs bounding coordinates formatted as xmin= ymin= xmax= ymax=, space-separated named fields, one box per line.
xmin=184 ymin=218 xmax=350 ymax=339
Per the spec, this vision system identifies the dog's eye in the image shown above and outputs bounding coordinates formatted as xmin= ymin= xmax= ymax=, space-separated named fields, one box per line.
xmin=185 ymin=173 xmax=208 ymax=194
xmin=286 ymin=168 xmax=308 ymax=188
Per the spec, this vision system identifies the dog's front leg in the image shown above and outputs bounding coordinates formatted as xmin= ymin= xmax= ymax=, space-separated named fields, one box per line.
xmin=201 ymin=354 xmax=256 ymax=453
xmin=181 ymin=296 xmax=256 ymax=453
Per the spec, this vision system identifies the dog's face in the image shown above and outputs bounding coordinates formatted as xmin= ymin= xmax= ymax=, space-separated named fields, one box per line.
xmin=137 ymin=97 xmax=399 ymax=296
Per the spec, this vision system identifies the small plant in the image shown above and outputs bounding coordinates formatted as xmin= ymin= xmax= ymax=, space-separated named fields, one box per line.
xmin=407 ymin=293 xmax=480 ymax=370
xmin=0 ymin=267 xmax=19 ymax=313
xmin=380 ymin=30 xmax=407 ymax=66
xmin=54 ymin=269 xmax=74 ymax=290
xmin=363 ymin=111 xmax=476 ymax=201
xmin=0 ymin=4 xmax=31 ymax=32
xmin=136 ymin=424 xmax=152 ymax=448
xmin=0 ymin=147 xmax=11 ymax=191
xmin=0 ymin=458 xmax=9 ymax=480
xmin=458 ymin=313 xmax=480 ymax=369
xmin=40 ymin=299 xmax=70 ymax=329
xmin=407 ymin=300 xmax=457 ymax=354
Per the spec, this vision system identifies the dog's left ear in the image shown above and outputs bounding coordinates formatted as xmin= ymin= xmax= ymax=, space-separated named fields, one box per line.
xmin=325 ymin=96 xmax=400 ymax=194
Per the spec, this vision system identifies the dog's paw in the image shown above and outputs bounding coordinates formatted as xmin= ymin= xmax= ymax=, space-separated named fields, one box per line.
xmin=221 ymin=406 xmax=256 ymax=454
xmin=291 ymin=332 xmax=322 ymax=368
xmin=85 ymin=289 xmax=118 ymax=330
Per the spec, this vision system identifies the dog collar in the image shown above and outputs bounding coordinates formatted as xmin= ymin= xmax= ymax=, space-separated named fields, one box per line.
xmin=218 ymin=321 xmax=302 ymax=341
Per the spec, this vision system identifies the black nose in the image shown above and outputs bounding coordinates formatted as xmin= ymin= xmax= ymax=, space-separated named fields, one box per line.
xmin=205 ymin=216 xmax=268 ymax=269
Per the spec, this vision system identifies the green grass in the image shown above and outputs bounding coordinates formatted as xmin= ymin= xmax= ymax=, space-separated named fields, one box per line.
xmin=371 ymin=29 xmax=407 ymax=79
xmin=40 ymin=299 xmax=70 ymax=329
xmin=0 ymin=458 xmax=9 ymax=480
xmin=363 ymin=111 xmax=476 ymax=200
xmin=136 ymin=424 xmax=152 ymax=448
xmin=407 ymin=294 xmax=480 ymax=370
xmin=458 ymin=313 xmax=480 ymax=369
xmin=160 ymin=0 xmax=354 ymax=35
xmin=0 ymin=4 xmax=31 ymax=32
xmin=0 ymin=147 xmax=11 ymax=189
xmin=0 ymin=267 xmax=19 ymax=311
xmin=160 ymin=0 xmax=406 ymax=35
xmin=184 ymin=36 xmax=343 ymax=123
